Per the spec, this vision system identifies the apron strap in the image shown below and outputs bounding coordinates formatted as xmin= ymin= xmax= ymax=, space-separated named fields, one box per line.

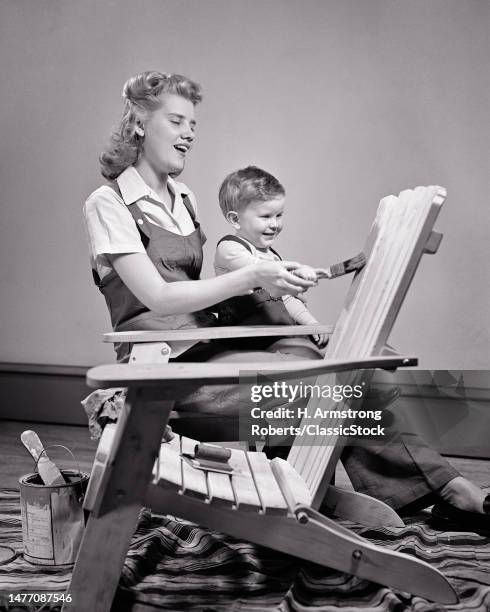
xmin=217 ymin=234 xmax=254 ymax=253
xmin=91 ymin=182 xmax=202 ymax=286
xmin=217 ymin=234 xmax=283 ymax=260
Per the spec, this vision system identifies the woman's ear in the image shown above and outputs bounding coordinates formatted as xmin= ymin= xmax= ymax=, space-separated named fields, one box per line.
xmin=226 ymin=211 xmax=240 ymax=229
xmin=134 ymin=121 xmax=145 ymax=137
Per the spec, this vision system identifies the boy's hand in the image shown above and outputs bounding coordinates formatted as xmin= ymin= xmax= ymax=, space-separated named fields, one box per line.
xmin=293 ymin=265 xmax=320 ymax=283
xmin=314 ymin=268 xmax=333 ymax=279
xmin=311 ymin=332 xmax=329 ymax=349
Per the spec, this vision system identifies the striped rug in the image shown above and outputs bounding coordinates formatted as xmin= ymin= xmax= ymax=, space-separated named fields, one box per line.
xmin=1 ymin=489 xmax=489 ymax=611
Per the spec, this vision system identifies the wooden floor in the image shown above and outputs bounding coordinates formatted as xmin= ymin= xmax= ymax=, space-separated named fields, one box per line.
xmin=1 ymin=419 xmax=489 ymax=492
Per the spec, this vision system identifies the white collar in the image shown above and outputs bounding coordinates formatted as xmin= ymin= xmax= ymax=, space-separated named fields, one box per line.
xmin=116 ymin=166 xmax=190 ymax=206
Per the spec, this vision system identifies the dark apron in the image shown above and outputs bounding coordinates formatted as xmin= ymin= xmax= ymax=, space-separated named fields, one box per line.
xmin=92 ymin=184 xmax=215 ymax=362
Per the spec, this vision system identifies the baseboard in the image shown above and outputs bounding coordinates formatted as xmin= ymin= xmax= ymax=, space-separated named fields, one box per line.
xmin=374 ymin=369 xmax=490 ymax=459
xmin=0 ymin=362 xmax=91 ymax=425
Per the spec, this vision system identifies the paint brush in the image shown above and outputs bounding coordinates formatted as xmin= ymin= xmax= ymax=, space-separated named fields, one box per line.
xmin=317 ymin=252 xmax=366 ymax=279
xmin=20 ymin=430 xmax=66 ymax=486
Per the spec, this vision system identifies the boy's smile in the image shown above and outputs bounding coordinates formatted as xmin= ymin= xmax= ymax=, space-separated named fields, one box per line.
xmin=232 ymin=197 xmax=285 ymax=250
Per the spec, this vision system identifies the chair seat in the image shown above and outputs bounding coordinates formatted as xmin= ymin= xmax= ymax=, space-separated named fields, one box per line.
xmin=153 ymin=434 xmax=291 ymax=514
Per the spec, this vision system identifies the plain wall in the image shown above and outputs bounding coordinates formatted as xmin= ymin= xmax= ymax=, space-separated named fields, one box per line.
xmin=0 ymin=0 xmax=488 ymax=368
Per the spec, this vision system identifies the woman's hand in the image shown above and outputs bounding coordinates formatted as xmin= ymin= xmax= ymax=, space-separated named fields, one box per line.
xmin=292 ymin=264 xmax=320 ymax=282
xmin=252 ymin=261 xmax=317 ymax=298
xmin=109 ymin=253 xmax=317 ymax=316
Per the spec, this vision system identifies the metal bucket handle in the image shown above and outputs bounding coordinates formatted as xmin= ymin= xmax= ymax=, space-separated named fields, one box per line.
xmin=33 ymin=444 xmax=85 ymax=503
xmin=34 ymin=444 xmax=82 ymax=478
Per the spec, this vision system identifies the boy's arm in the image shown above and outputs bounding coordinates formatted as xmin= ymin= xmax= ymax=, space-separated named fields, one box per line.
xmin=214 ymin=240 xmax=259 ymax=275
xmin=283 ymin=295 xmax=318 ymax=324
xmin=283 ymin=295 xmax=329 ymax=348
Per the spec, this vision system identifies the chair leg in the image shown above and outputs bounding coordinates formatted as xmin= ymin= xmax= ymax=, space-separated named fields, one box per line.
xmin=145 ymin=486 xmax=457 ymax=604
xmin=292 ymin=505 xmax=457 ymax=603
xmin=320 ymin=485 xmax=405 ymax=527
xmin=63 ymin=391 xmax=174 ymax=612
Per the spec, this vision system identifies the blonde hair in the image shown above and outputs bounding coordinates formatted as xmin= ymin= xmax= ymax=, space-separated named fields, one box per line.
xmin=219 ymin=166 xmax=285 ymax=216
xmin=100 ymin=71 xmax=202 ymax=180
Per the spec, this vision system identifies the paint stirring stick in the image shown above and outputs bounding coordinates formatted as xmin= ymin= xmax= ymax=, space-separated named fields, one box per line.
xmin=20 ymin=430 xmax=66 ymax=486
xmin=317 ymin=252 xmax=366 ymax=279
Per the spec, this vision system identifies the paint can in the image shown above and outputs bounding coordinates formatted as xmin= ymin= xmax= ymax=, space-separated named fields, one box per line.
xmin=19 ymin=445 xmax=89 ymax=566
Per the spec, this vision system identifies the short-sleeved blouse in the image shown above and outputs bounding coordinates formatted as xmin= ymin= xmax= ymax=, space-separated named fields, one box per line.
xmin=83 ymin=166 xmax=198 ymax=281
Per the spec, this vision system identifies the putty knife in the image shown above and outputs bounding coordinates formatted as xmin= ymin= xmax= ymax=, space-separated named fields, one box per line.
xmin=20 ymin=430 xmax=66 ymax=486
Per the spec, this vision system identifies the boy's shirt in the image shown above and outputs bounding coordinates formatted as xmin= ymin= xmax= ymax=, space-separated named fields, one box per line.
xmin=214 ymin=235 xmax=318 ymax=325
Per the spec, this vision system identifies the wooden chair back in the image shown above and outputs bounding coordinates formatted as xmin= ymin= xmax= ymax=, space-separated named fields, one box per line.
xmin=288 ymin=186 xmax=446 ymax=507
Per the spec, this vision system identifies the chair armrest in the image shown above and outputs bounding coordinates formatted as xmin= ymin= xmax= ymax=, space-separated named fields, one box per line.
xmin=103 ymin=324 xmax=334 ymax=344
xmin=87 ymin=355 xmax=417 ymax=389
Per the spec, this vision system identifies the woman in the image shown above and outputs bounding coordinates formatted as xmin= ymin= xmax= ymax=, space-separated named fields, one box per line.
xmin=85 ymin=71 xmax=320 ymax=365
xmin=84 ymin=70 xmax=489 ymax=529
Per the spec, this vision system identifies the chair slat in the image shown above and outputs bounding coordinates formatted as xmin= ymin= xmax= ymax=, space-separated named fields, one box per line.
xmin=155 ymin=434 xmax=182 ymax=490
xmin=228 ymin=448 xmax=262 ymax=511
xmin=207 ymin=471 xmax=236 ymax=507
xmin=246 ymin=451 xmax=288 ymax=515
xmin=270 ymin=458 xmax=312 ymax=513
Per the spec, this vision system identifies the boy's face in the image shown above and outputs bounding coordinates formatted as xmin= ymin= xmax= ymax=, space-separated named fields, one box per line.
xmin=231 ymin=197 xmax=285 ymax=249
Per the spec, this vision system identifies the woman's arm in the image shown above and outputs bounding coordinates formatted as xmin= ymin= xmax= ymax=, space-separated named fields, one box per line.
xmin=110 ymin=252 xmax=314 ymax=315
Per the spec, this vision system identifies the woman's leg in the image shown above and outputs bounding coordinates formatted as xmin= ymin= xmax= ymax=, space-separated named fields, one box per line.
xmin=341 ymin=373 xmax=488 ymax=514
xmin=341 ymin=433 xmax=459 ymax=511
xmin=174 ymin=342 xmax=486 ymax=515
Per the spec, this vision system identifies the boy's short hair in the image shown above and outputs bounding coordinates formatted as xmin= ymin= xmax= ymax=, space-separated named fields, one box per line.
xmin=219 ymin=166 xmax=285 ymax=216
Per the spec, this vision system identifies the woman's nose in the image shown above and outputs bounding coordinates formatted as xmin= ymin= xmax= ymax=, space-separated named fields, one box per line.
xmin=182 ymin=124 xmax=195 ymax=141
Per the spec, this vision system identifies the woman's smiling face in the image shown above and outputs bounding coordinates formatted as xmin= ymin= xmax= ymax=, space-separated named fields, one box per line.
xmin=140 ymin=93 xmax=196 ymax=176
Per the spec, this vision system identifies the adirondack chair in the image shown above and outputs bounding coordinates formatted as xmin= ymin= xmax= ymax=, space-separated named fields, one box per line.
xmin=64 ymin=186 xmax=457 ymax=611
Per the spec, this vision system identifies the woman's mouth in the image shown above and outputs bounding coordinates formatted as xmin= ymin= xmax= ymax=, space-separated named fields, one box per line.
xmin=174 ymin=144 xmax=189 ymax=156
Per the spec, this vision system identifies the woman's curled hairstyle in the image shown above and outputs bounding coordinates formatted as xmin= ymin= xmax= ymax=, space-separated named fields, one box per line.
xmin=99 ymin=71 xmax=202 ymax=180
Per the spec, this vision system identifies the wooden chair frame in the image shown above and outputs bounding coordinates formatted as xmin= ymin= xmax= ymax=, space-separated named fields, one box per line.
xmin=64 ymin=186 xmax=457 ymax=611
